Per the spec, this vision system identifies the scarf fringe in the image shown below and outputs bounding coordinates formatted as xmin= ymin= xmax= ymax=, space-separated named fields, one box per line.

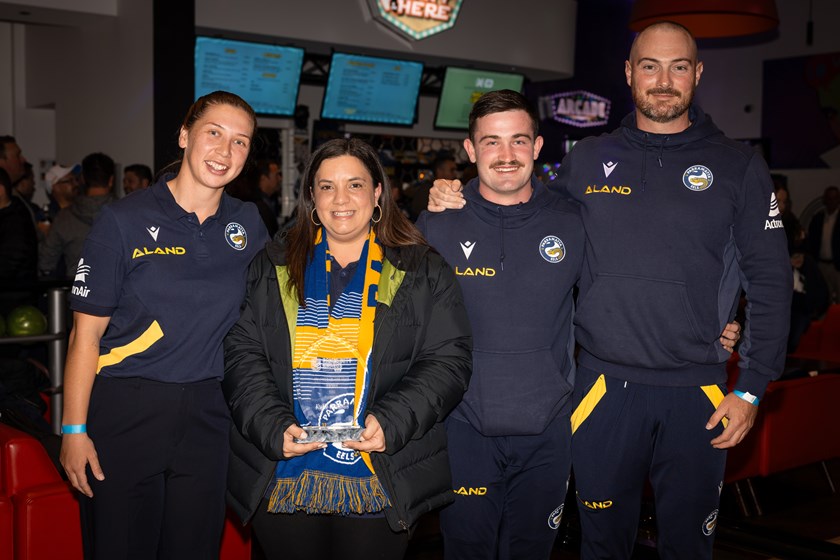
xmin=267 ymin=470 xmax=390 ymax=515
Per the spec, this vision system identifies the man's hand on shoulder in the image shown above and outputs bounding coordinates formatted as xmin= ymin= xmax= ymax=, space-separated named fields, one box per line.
xmin=428 ymin=179 xmax=466 ymax=212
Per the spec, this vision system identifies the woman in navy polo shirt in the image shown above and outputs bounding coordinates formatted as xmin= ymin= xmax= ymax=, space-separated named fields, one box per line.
xmin=59 ymin=91 xmax=269 ymax=559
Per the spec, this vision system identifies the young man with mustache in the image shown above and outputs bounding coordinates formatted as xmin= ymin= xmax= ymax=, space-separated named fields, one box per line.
xmin=417 ymin=89 xmax=585 ymax=559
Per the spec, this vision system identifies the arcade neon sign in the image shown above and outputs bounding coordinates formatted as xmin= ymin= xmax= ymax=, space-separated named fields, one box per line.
xmin=538 ymin=90 xmax=612 ymax=128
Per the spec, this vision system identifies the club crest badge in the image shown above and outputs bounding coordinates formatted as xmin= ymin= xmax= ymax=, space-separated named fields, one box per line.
xmin=225 ymin=222 xmax=247 ymax=250
xmin=682 ymin=165 xmax=713 ymax=191
xmin=540 ymin=236 xmax=566 ymax=263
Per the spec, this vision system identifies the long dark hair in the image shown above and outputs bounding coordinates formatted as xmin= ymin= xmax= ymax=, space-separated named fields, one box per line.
xmin=285 ymin=138 xmax=427 ymax=304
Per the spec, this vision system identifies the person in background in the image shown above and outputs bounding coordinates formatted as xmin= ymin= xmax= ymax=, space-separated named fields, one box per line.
xmin=222 ymin=137 xmax=472 ymax=560
xmin=807 ymin=185 xmax=840 ymax=304
xmin=44 ymin=163 xmax=81 ymax=222
xmin=0 ymin=167 xmax=38 ymax=333
xmin=12 ymin=162 xmax=50 ymax=240
xmin=0 ymin=167 xmax=37 ymax=286
xmin=226 ymin=160 xmax=279 ymax=238
xmin=256 ymin=157 xmax=282 ymax=220
xmin=0 ymin=135 xmax=27 ymax=184
xmin=408 ymin=152 xmax=458 ymax=221
xmin=39 ymin=153 xmax=117 ymax=278
xmin=122 ymin=163 xmax=153 ymax=195
xmin=59 ymin=91 xmax=269 ymax=560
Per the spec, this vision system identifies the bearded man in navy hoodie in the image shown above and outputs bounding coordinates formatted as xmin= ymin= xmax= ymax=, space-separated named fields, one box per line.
xmin=428 ymin=21 xmax=790 ymax=560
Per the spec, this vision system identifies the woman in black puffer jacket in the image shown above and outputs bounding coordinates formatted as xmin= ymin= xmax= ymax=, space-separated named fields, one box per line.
xmin=222 ymin=138 xmax=472 ymax=560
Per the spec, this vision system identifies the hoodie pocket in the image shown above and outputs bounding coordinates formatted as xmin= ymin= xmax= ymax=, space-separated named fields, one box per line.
xmin=463 ymin=347 xmax=572 ymax=436
xmin=576 ymin=273 xmax=711 ymax=368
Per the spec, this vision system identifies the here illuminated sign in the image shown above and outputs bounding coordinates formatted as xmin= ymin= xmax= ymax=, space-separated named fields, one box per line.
xmin=367 ymin=0 xmax=463 ymax=41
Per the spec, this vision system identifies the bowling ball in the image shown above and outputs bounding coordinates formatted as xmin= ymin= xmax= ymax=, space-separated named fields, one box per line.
xmin=6 ymin=305 xmax=48 ymax=336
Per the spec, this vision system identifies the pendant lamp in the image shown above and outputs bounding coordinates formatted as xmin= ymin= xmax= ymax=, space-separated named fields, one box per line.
xmin=628 ymin=0 xmax=779 ymax=38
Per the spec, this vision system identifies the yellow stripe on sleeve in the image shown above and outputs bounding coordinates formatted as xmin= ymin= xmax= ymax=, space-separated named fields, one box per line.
xmin=96 ymin=320 xmax=164 ymax=374
xmin=571 ymin=374 xmax=607 ymax=435
xmin=700 ymin=384 xmax=729 ymax=429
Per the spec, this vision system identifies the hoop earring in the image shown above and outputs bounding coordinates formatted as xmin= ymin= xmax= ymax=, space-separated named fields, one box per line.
xmin=371 ymin=204 xmax=382 ymax=224
xmin=310 ymin=208 xmax=322 ymax=226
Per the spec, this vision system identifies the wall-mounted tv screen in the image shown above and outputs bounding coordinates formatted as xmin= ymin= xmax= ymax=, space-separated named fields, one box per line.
xmin=195 ymin=37 xmax=304 ymax=117
xmin=320 ymin=52 xmax=424 ymax=126
xmin=435 ymin=67 xmax=525 ymax=129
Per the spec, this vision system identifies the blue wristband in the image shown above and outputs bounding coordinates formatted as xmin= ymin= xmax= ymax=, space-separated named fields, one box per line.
xmin=61 ymin=424 xmax=87 ymax=434
xmin=733 ymin=390 xmax=759 ymax=406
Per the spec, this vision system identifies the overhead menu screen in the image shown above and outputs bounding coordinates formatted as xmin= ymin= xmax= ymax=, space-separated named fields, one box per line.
xmin=321 ymin=53 xmax=424 ymax=126
xmin=435 ymin=67 xmax=525 ymax=129
xmin=195 ymin=37 xmax=304 ymax=116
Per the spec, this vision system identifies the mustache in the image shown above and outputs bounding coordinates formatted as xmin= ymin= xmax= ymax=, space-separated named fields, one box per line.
xmin=647 ymin=87 xmax=681 ymax=97
xmin=490 ymin=160 xmax=523 ymax=167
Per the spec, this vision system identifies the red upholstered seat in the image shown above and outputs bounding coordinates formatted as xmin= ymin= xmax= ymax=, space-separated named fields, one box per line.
xmin=0 ymin=422 xmax=251 ymax=560
xmin=726 ymin=373 xmax=840 ymax=482
xmin=790 ymin=304 xmax=840 ymax=362
xmin=0 ymin=495 xmax=14 ymax=560
xmin=723 ymin=367 xmax=840 ymax=516
xmin=0 ymin=422 xmax=83 ymax=560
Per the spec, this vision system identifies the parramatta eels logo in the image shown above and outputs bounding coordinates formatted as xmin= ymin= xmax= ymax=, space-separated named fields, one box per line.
xmin=225 ymin=222 xmax=247 ymax=250
xmin=682 ymin=165 xmax=713 ymax=191
xmin=317 ymin=393 xmax=362 ymax=466
xmin=548 ymin=504 xmax=564 ymax=530
xmin=702 ymin=509 xmax=719 ymax=536
xmin=539 ymin=236 xmax=566 ymax=263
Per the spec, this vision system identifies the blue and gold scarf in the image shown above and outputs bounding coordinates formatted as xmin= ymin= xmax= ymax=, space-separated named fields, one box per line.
xmin=268 ymin=227 xmax=389 ymax=514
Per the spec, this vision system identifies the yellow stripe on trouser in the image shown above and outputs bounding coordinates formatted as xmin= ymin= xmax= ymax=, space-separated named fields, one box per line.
xmin=700 ymin=384 xmax=729 ymax=429
xmin=571 ymin=374 xmax=607 ymax=435
xmin=96 ymin=321 xmax=164 ymax=374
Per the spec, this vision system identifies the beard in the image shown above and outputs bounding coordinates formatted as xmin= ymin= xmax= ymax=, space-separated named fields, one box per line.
xmin=634 ymin=86 xmax=693 ymax=123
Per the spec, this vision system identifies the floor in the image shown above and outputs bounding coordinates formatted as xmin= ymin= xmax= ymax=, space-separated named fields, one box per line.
xmin=404 ymin=458 xmax=840 ymax=559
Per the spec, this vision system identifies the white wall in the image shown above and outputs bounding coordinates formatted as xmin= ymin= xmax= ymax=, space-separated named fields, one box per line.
xmin=0 ymin=23 xmax=14 ymax=134
xmin=0 ymin=0 xmax=152 ymax=202
xmin=695 ymin=0 xmax=840 ymax=209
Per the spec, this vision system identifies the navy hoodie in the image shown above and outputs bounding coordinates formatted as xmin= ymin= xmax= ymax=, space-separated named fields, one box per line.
xmin=417 ymin=178 xmax=584 ymax=436
xmin=555 ymin=106 xmax=792 ymax=398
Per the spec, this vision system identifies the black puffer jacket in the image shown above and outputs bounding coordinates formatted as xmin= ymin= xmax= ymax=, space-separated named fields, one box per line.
xmin=222 ymin=239 xmax=472 ymax=532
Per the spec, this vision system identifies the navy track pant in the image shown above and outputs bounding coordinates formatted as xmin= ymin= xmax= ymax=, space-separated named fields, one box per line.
xmin=86 ymin=376 xmax=230 ymax=560
xmin=440 ymin=414 xmax=571 ymax=560
xmin=570 ymin=366 xmax=727 ymax=560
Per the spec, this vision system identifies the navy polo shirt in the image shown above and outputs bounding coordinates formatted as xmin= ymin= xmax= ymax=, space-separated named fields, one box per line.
xmin=70 ymin=177 xmax=268 ymax=383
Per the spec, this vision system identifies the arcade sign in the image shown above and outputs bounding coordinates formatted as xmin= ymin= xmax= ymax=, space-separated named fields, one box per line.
xmin=538 ymin=90 xmax=611 ymax=128
xmin=367 ymin=0 xmax=463 ymax=41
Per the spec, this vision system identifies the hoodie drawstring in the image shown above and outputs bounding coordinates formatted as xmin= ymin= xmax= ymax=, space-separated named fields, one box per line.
xmin=641 ymin=134 xmax=669 ymax=192
xmin=498 ymin=208 xmax=506 ymax=271
xmin=641 ymin=133 xmax=649 ymax=192
xmin=657 ymin=136 xmax=668 ymax=168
